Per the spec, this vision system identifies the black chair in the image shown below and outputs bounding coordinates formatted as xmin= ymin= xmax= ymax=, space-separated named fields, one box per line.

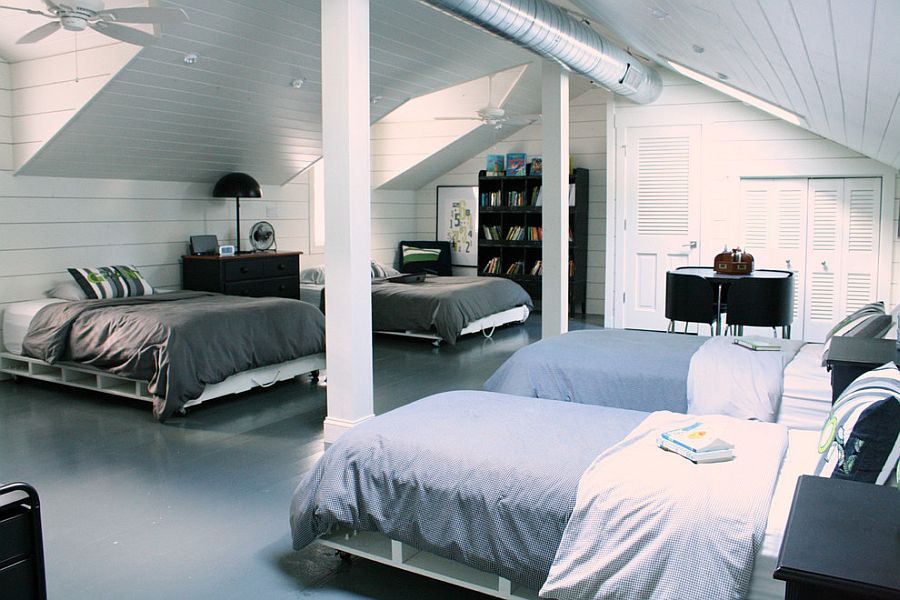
xmin=724 ymin=270 xmax=794 ymax=338
xmin=0 ymin=483 xmax=47 ymax=600
xmin=665 ymin=270 xmax=720 ymax=335
xmin=398 ymin=240 xmax=452 ymax=276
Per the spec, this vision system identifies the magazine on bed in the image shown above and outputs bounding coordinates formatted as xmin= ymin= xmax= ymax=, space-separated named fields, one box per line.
xmin=733 ymin=337 xmax=781 ymax=351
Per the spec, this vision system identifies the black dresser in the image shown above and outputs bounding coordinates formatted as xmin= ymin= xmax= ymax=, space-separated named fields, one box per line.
xmin=182 ymin=251 xmax=301 ymax=299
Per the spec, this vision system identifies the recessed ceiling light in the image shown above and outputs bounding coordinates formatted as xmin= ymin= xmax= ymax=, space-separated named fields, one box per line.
xmin=183 ymin=52 xmax=199 ymax=65
xmin=291 ymin=78 xmax=305 ymax=89
xmin=664 ymin=57 xmax=805 ymax=126
xmin=692 ymin=44 xmax=704 ymax=54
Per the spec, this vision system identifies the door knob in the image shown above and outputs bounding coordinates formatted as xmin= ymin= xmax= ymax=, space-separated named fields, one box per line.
xmin=821 ymin=260 xmax=828 ymax=270
xmin=682 ymin=241 xmax=697 ymax=249
xmin=785 ymin=259 xmax=792 ymax=269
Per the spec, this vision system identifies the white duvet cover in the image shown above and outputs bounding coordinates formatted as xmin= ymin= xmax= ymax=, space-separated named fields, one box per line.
xmin=2 ymin=298 xmax=66 ymax=354
xmin=541 ymin=412 xmax=790 ymax=600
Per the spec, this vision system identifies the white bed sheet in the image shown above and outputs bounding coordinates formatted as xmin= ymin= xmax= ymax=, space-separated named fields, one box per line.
xmin=747 ymin=429 xmax=820 ymax=600
xmin=777 ymin=343 xmax=832 ymax=430
xmin=2 ymin=298 xmax=67 ymax=355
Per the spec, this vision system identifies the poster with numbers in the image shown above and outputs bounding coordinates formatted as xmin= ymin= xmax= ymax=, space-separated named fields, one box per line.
xmin=436 ymin=186 xmax=478 ymax=267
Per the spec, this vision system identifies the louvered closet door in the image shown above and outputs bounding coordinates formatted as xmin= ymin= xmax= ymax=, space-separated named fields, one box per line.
xmin=623 ymin=125 xmax=701 ymax=331
xmin=739 ymin=179 xmax=808 ymax=338
xmin=804 ymin=178 xmax=882 ymax=342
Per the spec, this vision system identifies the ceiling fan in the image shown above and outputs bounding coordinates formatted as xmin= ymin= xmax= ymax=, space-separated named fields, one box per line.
xmin=0 ymin=0 xmax=188 ymax=46
xmin=435 ymin=72 xmax=539 ymax=130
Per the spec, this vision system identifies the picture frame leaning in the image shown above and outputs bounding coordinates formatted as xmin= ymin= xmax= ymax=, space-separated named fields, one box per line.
xmin=436 ymin=185 xmax=479 ymax=268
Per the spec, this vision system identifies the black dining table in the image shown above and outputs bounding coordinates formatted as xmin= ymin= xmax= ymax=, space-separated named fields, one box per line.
xmin=674 ymin=267 xmax=792 ymax=335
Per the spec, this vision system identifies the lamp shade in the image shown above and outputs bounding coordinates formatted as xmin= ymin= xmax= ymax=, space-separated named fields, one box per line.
xmin=212 ymin=172 xmax=261 ymax=199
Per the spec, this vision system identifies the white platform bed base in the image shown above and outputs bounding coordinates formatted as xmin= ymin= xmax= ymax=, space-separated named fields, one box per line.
xmin=0 ymin=351 xmax=326 ymax=410
xmin=316 ymin=526 xmax=539 ymax=600
xmin=375 ymin=305 xmax=530 ymax=347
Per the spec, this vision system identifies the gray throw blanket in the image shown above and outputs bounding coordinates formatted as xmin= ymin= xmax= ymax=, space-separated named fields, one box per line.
xmin=371 ymin=275 xmax=532 ymax=344
xmin=22 ymin=291 xmax=325 ymax=420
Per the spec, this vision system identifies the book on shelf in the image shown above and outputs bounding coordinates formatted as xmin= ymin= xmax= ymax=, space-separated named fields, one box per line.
xmin=481 ymin=256 xmax=502 ymax=274
xmin=530 ymin=260 xmax=542 ymax=276
xmin=486 ymin=154 xmax=505 ymax=175
xmin=568 ymin=183 xmax=576 ymax=206
xmin=505 ymin=260 xmax=524 ymax=275
xmin=529 ymin=157 xmax=542 ymax=175
xmin=530 ymin=186 xmax=541 ymax=206
xmin=733 ymin=338 xmax=781 ymax=351
xmin=506 ymin=153 xmax=527 ymax=176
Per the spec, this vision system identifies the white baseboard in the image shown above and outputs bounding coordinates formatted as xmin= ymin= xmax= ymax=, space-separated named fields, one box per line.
xmin=323 ymin=413 xmax=374 ymax=446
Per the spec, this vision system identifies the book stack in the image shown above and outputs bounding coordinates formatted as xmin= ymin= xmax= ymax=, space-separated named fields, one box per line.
xmin=733 ymin=338 xmax=781 ymax=351
xmin=505 ymin=260 xmax=525 ymax=275
xmin=481 ymin=257 xmax=501 ymax=274
xmin=656 ymin=421 xmax=734 ymax=463
xmin=482 ymin=225 xmax=503 ymax=240
xmin=505 ymin=226 xmax=527 ymax=241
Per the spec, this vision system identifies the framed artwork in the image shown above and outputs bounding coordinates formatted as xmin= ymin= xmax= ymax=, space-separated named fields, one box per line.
xmin=436 ymin=185 xmax=479 ymax=267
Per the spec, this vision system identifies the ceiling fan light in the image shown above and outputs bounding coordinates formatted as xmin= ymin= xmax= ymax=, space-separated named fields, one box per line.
xmin=60 ymin=16 xmax=88 ymax=31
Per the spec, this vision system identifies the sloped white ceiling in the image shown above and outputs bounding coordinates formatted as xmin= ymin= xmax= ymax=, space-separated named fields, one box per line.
xmin=10 ymin=0 xmax=563 ymax=184
xmin=572 ymin=0 xmax=900 ymax=170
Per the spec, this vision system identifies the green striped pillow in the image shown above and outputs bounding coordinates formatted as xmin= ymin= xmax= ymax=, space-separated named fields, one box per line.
xmin=815 ymin=362 xmax=900 ymax=485
xmin=68 ymin=265 xmax=154 ymax=299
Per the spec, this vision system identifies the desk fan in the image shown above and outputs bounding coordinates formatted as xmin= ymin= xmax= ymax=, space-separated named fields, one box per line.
xmin=249 ymin=221 xmax=276 ymax=252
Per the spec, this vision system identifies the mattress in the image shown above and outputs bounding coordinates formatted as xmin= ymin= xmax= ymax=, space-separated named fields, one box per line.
xmin=2 ymin=298 xmax=66 ymax=354
xmin=777 ymin=342 xmax=832 ymax=430
xmin=748 ymin=429 xmax=820 ymax=600
xmin=298 ymin=282 xmax=323 ymax=308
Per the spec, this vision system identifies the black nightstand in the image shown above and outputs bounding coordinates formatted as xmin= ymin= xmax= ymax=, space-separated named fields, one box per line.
xmin=774 ymin=475 xmax=900 ymax=600
xmin=824 ymin=336 xmax=895 ymax=402
xmin=182 ymin=251 xmax=301 ymax=300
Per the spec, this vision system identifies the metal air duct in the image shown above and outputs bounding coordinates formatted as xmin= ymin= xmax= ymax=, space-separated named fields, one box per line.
xmin=421 ymin=0 xmax=662 ymax=104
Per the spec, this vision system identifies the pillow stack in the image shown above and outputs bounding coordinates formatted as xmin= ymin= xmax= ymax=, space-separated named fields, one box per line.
xmin=821 ymin=301 xmax=893 ymax=365
xmin=68 ymin=265 xmax=154 ymax=300
xmin=815 ymin=361 xmax=900 ymax=485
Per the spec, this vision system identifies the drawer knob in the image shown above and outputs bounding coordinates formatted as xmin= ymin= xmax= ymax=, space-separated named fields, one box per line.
xmin=278 ymin=263 xmax=286 ymax=270
xmin=279 ymin=284 xmax=286 ymax=291
xmin=240 ymin=266 xmax=249 ymax=274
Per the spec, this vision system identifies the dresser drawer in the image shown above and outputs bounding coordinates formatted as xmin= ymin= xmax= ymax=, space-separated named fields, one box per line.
xmin=224 ymin=276 xmax=298 ymax=299
xmin=224 ymin=258 xmax=266 ymax=282
xmin=261 ymin=255 xmax=298 ymax=278
xmin=0 ymin=512 xmax=32 ymax=565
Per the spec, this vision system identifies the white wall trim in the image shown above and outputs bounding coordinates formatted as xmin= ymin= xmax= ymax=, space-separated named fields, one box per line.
xmin=603 ymin=98 xmax=617 ymax=326
xmin=323 ymin=414 xmax=375 ymax=445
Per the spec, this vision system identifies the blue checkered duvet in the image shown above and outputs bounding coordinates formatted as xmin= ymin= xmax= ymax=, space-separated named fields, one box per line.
xmin=289 ymin=391 xmax=648 ymax=590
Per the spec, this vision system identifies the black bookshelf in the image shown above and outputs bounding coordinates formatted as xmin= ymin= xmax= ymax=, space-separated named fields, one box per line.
xmin=477 ymin=167 xmax=589 ymax=314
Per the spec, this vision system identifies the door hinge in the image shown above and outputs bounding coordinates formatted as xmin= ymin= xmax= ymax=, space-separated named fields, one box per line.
xmin=622 ymin=144 xmax=627 ymax=157
xmin=623 ymin=219 xmax=627 ymax=231
xmin=622 ymin=292 xmax=626 ymax=303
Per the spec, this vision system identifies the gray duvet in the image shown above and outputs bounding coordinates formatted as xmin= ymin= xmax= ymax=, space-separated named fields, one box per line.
xmin=22 ymin=291 xmax=325 ymax=420
xmin=484 ymin=329 xmax=708 ymax=412
xmin=290 ymin=391 xmax=647 ymax=590
xmin=370 ymin=275 xmax=532 ymax=344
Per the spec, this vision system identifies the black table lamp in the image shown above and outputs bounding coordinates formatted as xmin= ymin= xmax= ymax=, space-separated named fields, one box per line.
xmin=212 ymin=172 xmax=261 ymax=253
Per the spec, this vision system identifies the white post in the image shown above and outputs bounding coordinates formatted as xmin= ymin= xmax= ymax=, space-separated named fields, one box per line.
xmin=321 ymin=0 xmax=374 ymax=444
xmin=541 ymin=60 xmax=570 ymax=338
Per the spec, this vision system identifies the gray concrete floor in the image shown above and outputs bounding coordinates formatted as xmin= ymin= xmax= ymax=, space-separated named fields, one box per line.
xmin=0 ymin=314 xmax=601 ymax=599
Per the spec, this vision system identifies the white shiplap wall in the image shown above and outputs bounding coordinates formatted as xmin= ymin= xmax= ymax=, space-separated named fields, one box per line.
xmin=415 ymin=88 xmax=609 ymax=315
xmin=607 ymin=70 xmax=898 ymax=323
xmin=1 ymin=61 xmax=11 ymax=171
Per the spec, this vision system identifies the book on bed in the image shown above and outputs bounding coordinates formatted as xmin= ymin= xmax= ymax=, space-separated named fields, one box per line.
xmin=657 ymin=421 xmax=734 ymax=463
xmin=734 ymin=338 xmax=781 ymax=351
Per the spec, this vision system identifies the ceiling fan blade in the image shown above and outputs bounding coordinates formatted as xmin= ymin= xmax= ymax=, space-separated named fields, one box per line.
xmin=17 ymin=20 xmax=61 ymax=44
xmin=89 ymin=21 xmax=159 ymax=46
xmin=42 ymin=0 xmax=62 ymax=12
xmin=97 ymin=6 xmax=188 ymax=24
xmin=0 ymin=4 xmax=53 ymax=16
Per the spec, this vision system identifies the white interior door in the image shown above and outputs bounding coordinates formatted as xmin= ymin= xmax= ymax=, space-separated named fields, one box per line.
xmin=739 ymin=178 xmax=808 ymax=338
xmin=622 ymin=125 xmax=701 ymax=331
xmin=804 ymin=177 xmax=882 ymax=341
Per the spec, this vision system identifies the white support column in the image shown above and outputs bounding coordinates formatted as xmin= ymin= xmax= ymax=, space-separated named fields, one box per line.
xmin=321 ymin=0 xmax=374 ymax=444
xmin=541 ymin=60 xmax=570 ymax=338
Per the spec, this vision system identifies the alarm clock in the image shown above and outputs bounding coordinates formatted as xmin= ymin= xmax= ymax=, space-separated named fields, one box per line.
xmin=218 ymin=245 xmax=236 ymax=256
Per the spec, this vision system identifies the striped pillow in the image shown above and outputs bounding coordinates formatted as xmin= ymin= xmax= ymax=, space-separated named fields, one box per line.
xmin=821 ymin=305 xmax=892 ymax=366
xmin=401 ymin=245 xmax=442 ymax=265
xmin=815 ymin=362 xmax=900 ymax=485
xmin=68 ymin=265 xmax=153 ymax=299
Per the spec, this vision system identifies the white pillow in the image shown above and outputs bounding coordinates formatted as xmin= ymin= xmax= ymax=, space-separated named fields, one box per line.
xmin=300 ymin=266 xmax=326 ymax=284
xmin=46 ymin=280 xmax=88 ymax=300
